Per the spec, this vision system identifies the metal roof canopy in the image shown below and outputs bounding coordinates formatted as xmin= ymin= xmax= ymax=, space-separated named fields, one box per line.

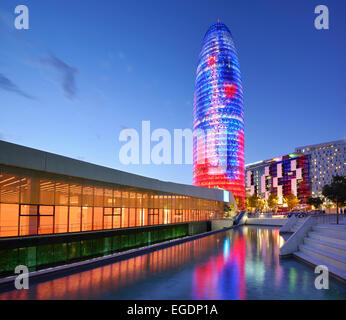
xmin=0 ymin=140 xmax=231 ymax=203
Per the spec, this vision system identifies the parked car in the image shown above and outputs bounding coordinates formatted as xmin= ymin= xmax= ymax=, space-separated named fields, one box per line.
xmin=296 ymin=212 xmax=306 ymax=218
xmin=287 ymin=212 xmax=294 ymax=218
xmin=287 ymin=211 xmax=306 ymax=218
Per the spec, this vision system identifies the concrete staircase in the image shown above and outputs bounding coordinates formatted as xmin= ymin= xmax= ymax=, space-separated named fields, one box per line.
xmin=290 ymin=218 xmax=307 ymax=233
xmin=293 ymin=224 xmax=346 ymax=281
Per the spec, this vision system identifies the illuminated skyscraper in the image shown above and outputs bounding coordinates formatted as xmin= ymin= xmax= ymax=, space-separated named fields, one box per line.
xmin=193 ymin=22 xmax=245 ymax=206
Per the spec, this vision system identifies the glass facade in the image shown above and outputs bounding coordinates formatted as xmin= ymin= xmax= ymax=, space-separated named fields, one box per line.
xmin=0 ymin=165 xmax=224 ymax=238
xmin=0 ymin=224 xmax=189 ymax=278
xmin=246 ymin=154 xmax=311 ymax=205
xmin=193 ymin=22 xmax=245 ymax=206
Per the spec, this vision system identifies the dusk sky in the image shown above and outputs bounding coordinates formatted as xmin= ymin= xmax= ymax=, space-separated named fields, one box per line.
xmin=0 ymin=0 xmax=345 ymax=185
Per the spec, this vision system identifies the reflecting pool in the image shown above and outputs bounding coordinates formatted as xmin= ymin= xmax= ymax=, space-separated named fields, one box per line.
xmin=0 ymin=226 xmax=345 ymax=300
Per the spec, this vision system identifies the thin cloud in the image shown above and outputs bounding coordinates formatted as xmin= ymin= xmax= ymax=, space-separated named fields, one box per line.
xmin=0 ymin=132 xmax=20 ymax=142
xmin=39 ymin=54 xmax=78 ymax=100
xmin=0 ymin=73 xmax=35 ymax=99
xmin=1 ymin=10 xmax=78 ymax=101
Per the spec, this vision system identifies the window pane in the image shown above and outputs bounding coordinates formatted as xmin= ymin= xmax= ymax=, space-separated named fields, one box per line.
xmin=104 ymin=207 xmax=112 ymax=216
xmin=136 ymin=208 xmax=143 ymax=227
xmin=0 ymin=172 xmax=20 ymax=204
xmin=54 ymin=206 xmax=68 ymax=233
xmin=38 ymin=216 xmax=53 ymax=235
xmin=21 ymin=205 xmax=38 ymax=215
xmin=21 ymin=177 xmax=40 ymax=204
xmin=0 ymin=203 xmax=19 ymax=237
xmin=129 ymin=192 xmax=136 ymax=208
xmin=122 ymin=208 xmax=129 ymax=228
xmin=104 ymin=215 xmax=112 ymax=229
xmin=94 ymin=187 xmax=103 ymax=207
xmin=104 ymin=188 xmax=113 ymax=207
xmin=165 ymin=209 xmax=171 ymax=224
xmin=82 ymin=207 xmax=93 ymax=231
xmin=158 ymin=209 xmax=164 ymax=225
xmin=40 ymin=179 xmax=55 ymax=205
xmin=113 ymin=212 xmax=121 ymax=229
xmin=69 ymin=207 xmax=81 ymax=232
xmin=40 ymin=206 xmax=53 ymax=215
xmin=142 ymin=208 xmax=148 ymax=226
xmin=114 ymin=190 xmax=121 ymax=207
xmin=70 ymin=184 xmax=82 ymax=206
xmin=136 ymin=193 xmax=142 ymax=208
xmin=20 ymin=215 xmax=37 ymax=236
xmin=93 ymin=207 xmax=103 ymax=230
xmin=122 ymin=191 xmax=129 ymax=208
xmin=55 ymin=182 xmax=69 ymax=205
xmin=129 ymin=208 xmax=136 ymax=227
xmin=82 ymin=186 xmax=93 ymax=207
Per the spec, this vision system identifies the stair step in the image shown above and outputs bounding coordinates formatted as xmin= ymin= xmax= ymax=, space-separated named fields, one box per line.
xmin=313 ymin=225 xmax=346 ymax=236
xmin=309 ymin=231 xmax=346 ymax=246
xmin=299 ymin=244 xmax=346 ymax=271
xmin=304 ymin=237 xmax=346 ymax=258
xmin=293 ymin=251 xmax=346 ymax=281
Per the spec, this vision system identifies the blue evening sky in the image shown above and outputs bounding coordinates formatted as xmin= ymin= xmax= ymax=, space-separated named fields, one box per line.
xmin=0 ymin=0 xmax=345 ymax=185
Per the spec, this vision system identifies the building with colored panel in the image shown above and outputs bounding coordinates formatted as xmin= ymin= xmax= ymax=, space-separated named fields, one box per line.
xmin=246 ymin=153 xmax=310 ymax=205
xmin=0 ymin=140 xmax=231 ymax=239
xmin=295 ymin=139 xmax=346 ymax=198
xmin=193 ymin=22 xmax=245 ymax=206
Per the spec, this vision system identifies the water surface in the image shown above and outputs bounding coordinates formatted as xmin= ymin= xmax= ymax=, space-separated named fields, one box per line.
xmin=0 ymin=226 xmax=345 ymax=300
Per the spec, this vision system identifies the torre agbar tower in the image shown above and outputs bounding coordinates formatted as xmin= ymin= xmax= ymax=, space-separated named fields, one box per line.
xmin=193 ymin=22 xmax=245 ymax=206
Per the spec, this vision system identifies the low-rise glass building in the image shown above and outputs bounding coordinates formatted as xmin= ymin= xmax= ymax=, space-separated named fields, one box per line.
xmin=0 ymin=140 xmax=231 ymax=239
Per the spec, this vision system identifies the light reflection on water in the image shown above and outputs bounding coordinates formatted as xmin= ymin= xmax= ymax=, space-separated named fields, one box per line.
xmin=0 ymin=226 xmax=345 ymax=300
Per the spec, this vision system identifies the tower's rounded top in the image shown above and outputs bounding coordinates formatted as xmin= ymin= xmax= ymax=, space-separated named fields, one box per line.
xmin=203 ymin=21 xmax=232 ymax=40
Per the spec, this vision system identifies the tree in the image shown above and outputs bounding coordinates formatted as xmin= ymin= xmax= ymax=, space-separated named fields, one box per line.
xmin=245 ymin=194 xmax=260 ymax=212
xmin=307 ymin=197 xmax=323 ymax=210
xmin=284 ymin=193 xmax=300 ymax=211
xmin=267 ymin=193 xmax=278 ymax=213
xmin=322 ymin=175 xmax=346 ymax=224
xmin=245 ymin=198 xmax=251 ymax=212
xmin=224 ymin=203 xmax=234 ymax=218
xmin=256 ymin=198 xmax=266 ymax=212
xmin=235 ymin=196 xmax=244 ymax=211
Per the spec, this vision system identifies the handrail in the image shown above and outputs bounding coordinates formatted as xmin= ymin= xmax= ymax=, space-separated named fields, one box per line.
xmin=280 ymin=216 xmax=316 ymax=257
xmin=311 ymin=213 xmax=346 ymax=225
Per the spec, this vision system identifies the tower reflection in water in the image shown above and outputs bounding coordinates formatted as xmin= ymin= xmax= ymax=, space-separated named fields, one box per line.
xmin=0 ymin=227 xmax=285 ymax=300
xmin=192 ymin=228 xmax=284 ymax=299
